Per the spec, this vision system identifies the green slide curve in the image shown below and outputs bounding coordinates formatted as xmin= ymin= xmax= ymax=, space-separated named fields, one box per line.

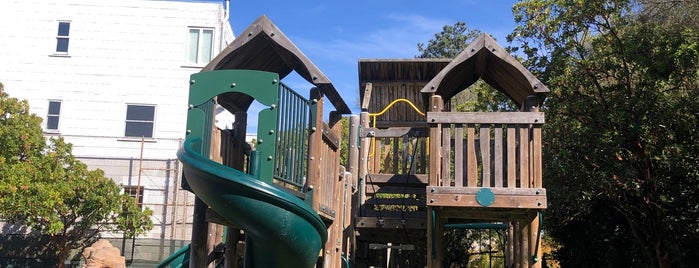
xmin=160 ymin=137 xmax=327 ymax=268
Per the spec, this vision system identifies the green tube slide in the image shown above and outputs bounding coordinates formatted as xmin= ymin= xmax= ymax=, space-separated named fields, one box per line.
xmin=159 ymin=137 xmax=327 ymax=268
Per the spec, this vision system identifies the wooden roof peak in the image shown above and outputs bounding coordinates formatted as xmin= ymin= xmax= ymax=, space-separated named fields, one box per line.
xmin=421 ymin=33 xmax=549 ymax=106
xmin=203 ymin=15 xmax=351 ymax=114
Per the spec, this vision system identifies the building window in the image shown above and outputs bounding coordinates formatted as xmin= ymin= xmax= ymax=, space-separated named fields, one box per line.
xmin=186 ymin=27 xmax=214 ymax=65
xmin=46 ymin=100 xmax=61 ymax=131
xmin=124 ymin=186 xmax=144 ymax=208
xmin=56 ymin=21 xmax=70 ymax=53
xmin=125 ymin=104 xmax=155 ymax=138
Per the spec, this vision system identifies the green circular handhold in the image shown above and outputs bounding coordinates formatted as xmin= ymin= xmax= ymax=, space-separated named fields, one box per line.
xmin=476 ymin=188 xmax=495 ymax=207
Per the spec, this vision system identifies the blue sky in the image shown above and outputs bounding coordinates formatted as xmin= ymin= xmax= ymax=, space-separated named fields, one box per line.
xmin=226 ymin=0 xmax=521 ymax=114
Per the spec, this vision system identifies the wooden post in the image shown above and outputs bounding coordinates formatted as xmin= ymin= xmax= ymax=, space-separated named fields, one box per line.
xmin=223 ymin=110 xmax=247 ymax=268
xmin=529 ymin=214 xmax=542 ymax=268
xmin=507 ymin=222 xmax=515 ymax=267
xmin=189 ymin=197 xmax=208 ymax=268
xmin=347 ymin=114 xmax=360 ymax=263
xmin=519 ymin=220 xmax=530 ymax=267
xmin=358 ymin=112 xmax=370 ymax=212
xmin=428 ymin=95 xmax=443 ymax=187
xmin=224 ymin=229 xmax=239 ymax=268
xmin=307 ymin=87 xmax=324 ymax=212
xmin=426 ymin=207 xmax=443 ymax=268
xmin=329 ymin=111 xmax=344 ymax=268
xmin=348 ymin=115 xmax=360 ymax=194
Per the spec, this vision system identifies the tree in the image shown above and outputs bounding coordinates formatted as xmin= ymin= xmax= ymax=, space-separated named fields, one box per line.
xmin=0 ymin=83 xmax=153 ymax=267
xmin=417 ymin=22 xmax=516 ymax=112
xmin=509 ymin=0 xmax=699 ymax=266
xmin=418 ymin=22 xmax=482 ymax=59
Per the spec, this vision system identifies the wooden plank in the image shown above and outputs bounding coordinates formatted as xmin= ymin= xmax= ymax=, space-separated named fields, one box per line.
xmin=391 ymin=137 xmax=399 ymax=173
xmin=428 ymin=186 xmax=546 ymax=195
xmin=427 ymin=194 xmax=546 ymax=209
xmin=409 ymin=137 xmax=418 ymax=174
xmin=507 ymin=126 xmax=516 ymax=188
xmin=442 ymin=126 xmax=451 ymax=186
xmin=361 ymin=82 xmax=372 ymax=111
xmin=467 ymin=126 xmax=477 ymax=187
xmin=494 ymin=127 xmax=503 ymax=187
xmin=364 ymin=197 xmax=426 ymax=206
xmin=426 ymin=187 xmax=547 ymax=209
xmin=439 ymin=208 xmax=538 ymax=222
xmin=428 ymin=95 xmax=443 ymax=186
xmin=359 ymin=112 xmax=370 ymax=208
xmin=514 ymin=222 xmax=523 ymax=268
xmin=361 ymin=209 xmax=427 ymax=218
xmin=419 ymin=136 xmax=427 ymax=174
xmin=348 ymin=115 xmax=360 ymax=191
xmin=480 ymin=125 xmax=491 ymax=187
xmin=355 ymin=217 xmax=427 ymax=229
xmin=307 ymin=88 xmax=324 ymax=212
xmin=361 ymin=127 xmax=429 ymax=138
xmin=364 ymin=185 xmax=426 ymax=195
xmin=519 ymin=125 xmax=529 ymax=188
xmin=364 ymin=173 xmax=429 ymax=185
xmin=402 ymin=135 xmax=409 ymax=173
xmin=454 ymin=124 xmax=464 ymax=187
xmin=321 ymin=122 xmax=339 ymax=150
xmin=427 ymin=112 xmax=545 ymax=124
xmin=507 ymin=222 xmax=515 ymax=267
xmin=519 ymin=220 xmax=530 ymax=267
xmin=533 ymin=125 xmax=543 ymax=188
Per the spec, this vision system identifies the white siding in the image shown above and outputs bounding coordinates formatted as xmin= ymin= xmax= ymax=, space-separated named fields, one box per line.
xmin=0 ymin=0 xmax=234 ymax=240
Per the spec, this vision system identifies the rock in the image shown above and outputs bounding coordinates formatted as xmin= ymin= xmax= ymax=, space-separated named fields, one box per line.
xmin=82 ymin=239 xmax=126 ymax=268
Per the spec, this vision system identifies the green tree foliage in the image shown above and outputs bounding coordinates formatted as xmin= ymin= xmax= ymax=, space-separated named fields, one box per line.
xmin=417 ymin=22 xmax=516 ymax=112
xmin=0 ymin=84 xmax=153 ymax=267
xmin=510 ymin=0 xmax=699 ymax=266
xmin=418 ymin=22 xmax=482 ymax=59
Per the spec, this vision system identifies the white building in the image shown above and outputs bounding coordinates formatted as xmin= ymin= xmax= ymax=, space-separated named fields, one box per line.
xmin=0 ymin=0 xmax=235 ymax=244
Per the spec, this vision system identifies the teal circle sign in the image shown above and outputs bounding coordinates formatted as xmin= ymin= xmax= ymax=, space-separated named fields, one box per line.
xmin=476 ymin=188 xmax=495 ymax=207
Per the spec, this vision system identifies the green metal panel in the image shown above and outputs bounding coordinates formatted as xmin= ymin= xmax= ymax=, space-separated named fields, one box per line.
xmin=186 ymin=70 xmax=280 ymax=183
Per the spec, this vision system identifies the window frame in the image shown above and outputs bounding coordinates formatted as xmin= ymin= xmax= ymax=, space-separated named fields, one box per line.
xmin=55 ymin=20 xmax=71 ymax=55
xmin=123 ymin=185 xmax=144 ymax=208
xmin=124 ymin=104 xmax=156 ymax=138
xmin=45 ymin=100 xmax=62 ymax=132
xmin=185 ymin=27 xmax=215 ymax=66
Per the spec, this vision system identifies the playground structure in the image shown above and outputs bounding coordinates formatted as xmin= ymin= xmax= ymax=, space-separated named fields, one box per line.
xmin=158 ymin=15 xmax=549 ymax=268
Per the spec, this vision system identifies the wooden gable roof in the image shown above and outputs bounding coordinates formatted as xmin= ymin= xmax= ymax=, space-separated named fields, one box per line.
xmin=421 ymin=33 xmax=549 ymax=107
xmin=202 ymin=15 xmax=351 ymax=114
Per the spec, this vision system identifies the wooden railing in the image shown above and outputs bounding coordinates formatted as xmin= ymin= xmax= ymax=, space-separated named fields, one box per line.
xmin=427 ymin=112 xmax=544 ymax=188
xmin=426 ymin=95 xmax=546 ymax=211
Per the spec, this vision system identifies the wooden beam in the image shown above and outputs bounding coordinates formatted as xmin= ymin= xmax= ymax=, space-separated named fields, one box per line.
xmin=427 ymin=112 xmax=545 ymax=124
xmin=361 ymin=82 xmax=373 ymax=111
xmin=360 ymin=210 xmax=426 ymax=218
xmin=364 ymin=173 xmax=428 ymax=185
xmin=364 ymin=185 xmax=426 ymax=195
xmin=361 ymin=127 xmax=429 ymax=137
xmin=428 ymin=95 xmax=443 ymax=187
xmin=355 ymin=217 xmax=427 ymax=229
xmin=440 ymin=208 xmax=538 ymax=222
xmin=321 ymin=122 xmax=340 ymax=150
xmin=364 ymin=197 xmax=425 ymax=206
xmin=426 ymin=187 xmax=547 ymax=209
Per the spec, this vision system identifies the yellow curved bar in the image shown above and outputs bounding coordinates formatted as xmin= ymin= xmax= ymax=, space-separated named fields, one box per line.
xmin=367 ymin=98 xmax=425 ymax=157
xmin=368 ymin=98 xmax=425 ymax=117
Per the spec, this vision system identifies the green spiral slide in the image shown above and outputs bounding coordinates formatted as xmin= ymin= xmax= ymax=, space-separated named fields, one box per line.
xmin=157 ymin=137 xmax=327 ymax=267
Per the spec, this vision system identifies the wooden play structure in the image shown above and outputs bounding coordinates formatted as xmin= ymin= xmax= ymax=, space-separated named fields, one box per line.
xmin=158 ymin=15 xmax=549 ymax=268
